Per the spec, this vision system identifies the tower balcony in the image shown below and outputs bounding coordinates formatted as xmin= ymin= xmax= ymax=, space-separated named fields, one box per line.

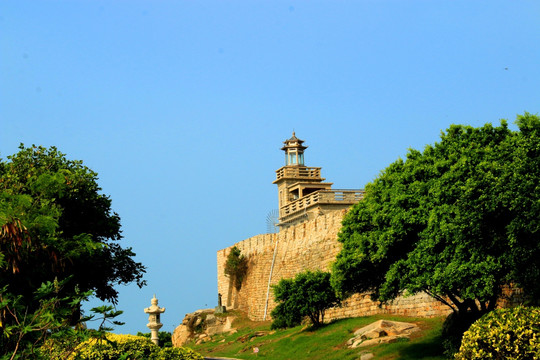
xmin=274 ymin=166 xmax=322 ymax=182
xmin=278 ymin=189 xmax=365 ymax=227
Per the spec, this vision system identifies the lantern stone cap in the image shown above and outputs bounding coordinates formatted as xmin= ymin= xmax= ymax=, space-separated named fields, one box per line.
xmin=144 ymin=294 xmax=165 ymax=314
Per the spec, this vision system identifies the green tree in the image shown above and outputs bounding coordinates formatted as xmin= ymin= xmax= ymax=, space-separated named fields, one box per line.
xmin=331 ymin=114 xmax=540 ymax=345
xmin=224 ymin=246 xmax=248 ymax=290
xmin=271 ymin=270 xmax=339 ymax=329
xmin=270 ymin=277 xmax=303 ymax=329
xmin=0 ymin=145 xmax=146 ymax=358
xmin=0 ymin=145 xmax=146 ymax=302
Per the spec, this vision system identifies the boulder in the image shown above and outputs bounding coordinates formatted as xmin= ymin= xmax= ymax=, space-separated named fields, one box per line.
xmin=206 ymin=314 xmax=216 ymax=325
xmin=171 ymin=324 xmax=192 ymax=347
xmin=348 ymin=320 xmax=420 ymax=349
xmin=172 ymin=309 xmax=237 ymax=347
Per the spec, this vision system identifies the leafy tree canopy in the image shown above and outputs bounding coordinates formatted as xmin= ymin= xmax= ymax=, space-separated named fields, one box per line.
xmin=0 ymin=145 xmax=146 ymax=304
xmin=332 ymin=113 xmax=540 ymax=316
xmin=271 ymin=270 xmax=339 ymax=329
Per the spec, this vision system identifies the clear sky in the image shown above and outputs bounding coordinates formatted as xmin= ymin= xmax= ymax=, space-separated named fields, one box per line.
xmin=1 ymin=1 xmax=539 ymax=334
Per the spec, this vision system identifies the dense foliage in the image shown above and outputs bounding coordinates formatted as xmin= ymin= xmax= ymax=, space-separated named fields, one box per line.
xmin=7 ymin=303 xmax=124 ymax=360
xmin=0 ymin=277 xmax=91 ymax=360
xmin=224 ymin=246 xmax=248 ymax=290
xmin=0 ymin=145 xmax=146 ymax=302
xmin=455 ymin=306 xmax=540 ymax=359
xmin=64 ymin=333 xmax=203 ymax=360
xmin=136 ymin=331 xmax=172 ymax=347
xmin=271 ymin=270 xmax=339 ymax=329
xmin=151 ymin=346 xmax=204 ymax=360
xmin=0 ymin=145 xmax=146 ymax=359
xmin=332 ymin=114 xmax=540 ymax=316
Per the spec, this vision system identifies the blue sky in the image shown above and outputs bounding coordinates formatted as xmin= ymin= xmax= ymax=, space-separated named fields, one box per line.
xmin=1 ymin=1 xmax=539 ymax=334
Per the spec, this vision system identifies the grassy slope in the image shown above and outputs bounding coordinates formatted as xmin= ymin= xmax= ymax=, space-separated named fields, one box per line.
xmin=188 ymin=312 xmax=446 ymax=360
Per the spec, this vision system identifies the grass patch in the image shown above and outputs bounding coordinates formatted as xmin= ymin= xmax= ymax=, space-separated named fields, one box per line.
xmin=188 ymin=313 xmax=446 ymax=360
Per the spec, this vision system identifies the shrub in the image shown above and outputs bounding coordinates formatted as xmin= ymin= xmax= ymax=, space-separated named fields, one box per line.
xmin=224 ymin=246 xmax=248 ymax=290
xmin=68 ymin=333 xmax=157 ymax=359
xmin=271 ymin=270 xmax=340 ymax=329
xmin=65 ymin=333 xmax=204 ymax=360
xmin=271 ymin=278 xmax=303 ymax=329
xmin=150 ymin=346 xmax=204 ymax=360
xmin=455 ymin=306 xmax=540 ymax=360
xmin=40 ymin=331 xmax=89 ymax=360
xmin=136 ymin=331 xmax=172 ymax=347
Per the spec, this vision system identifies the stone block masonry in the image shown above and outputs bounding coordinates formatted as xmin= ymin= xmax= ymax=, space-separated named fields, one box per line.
xmin=217 ymin=210 xmax=452 ymax=322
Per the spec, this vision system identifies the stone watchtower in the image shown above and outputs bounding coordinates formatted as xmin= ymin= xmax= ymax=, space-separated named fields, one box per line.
xmin=273 ymin=133 xmax=364 ymax=230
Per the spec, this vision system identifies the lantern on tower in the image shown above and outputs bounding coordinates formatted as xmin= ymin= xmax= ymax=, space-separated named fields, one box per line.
xmin=281 ymin=132 xmax=307 ymax=166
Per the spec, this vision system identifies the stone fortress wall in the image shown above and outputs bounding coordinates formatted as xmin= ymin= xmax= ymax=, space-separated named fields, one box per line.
xmin=217 ymin=209 xmax=452 ymax=322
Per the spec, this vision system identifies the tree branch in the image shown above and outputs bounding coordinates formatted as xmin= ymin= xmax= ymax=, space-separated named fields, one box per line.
xmin=425 ymin=290 xmax=456 ymax=312
xmin=446 ymin=292 xmax=467 ymax=313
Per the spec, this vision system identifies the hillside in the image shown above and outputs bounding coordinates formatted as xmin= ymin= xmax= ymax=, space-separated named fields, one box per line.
xmin=187 ymin=311 xmax=447 ymax=360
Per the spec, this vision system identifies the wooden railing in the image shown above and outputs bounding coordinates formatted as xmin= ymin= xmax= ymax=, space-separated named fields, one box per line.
xmin=280 ymin=189 xmax=364 ymax=218
xmin=318 ymin=190 xmax=365 ymax=203
xmin=275 ymin=167 xmax=321 ymax=181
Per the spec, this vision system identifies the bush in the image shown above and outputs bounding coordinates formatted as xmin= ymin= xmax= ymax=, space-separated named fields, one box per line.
xmin=455 ymin=306 xmax=540 ymax=360
xmin=150 ymin=346 xmax=204 ymax=360
xmin=39 ymin=331 xmax=89 ymax=360
xmin=69 ymin=333 xmax=156 ymax=359
xmin=136 ymin=331 xmax=172 ymax=347
xmin=271 ymin=270 xmax=339 ymax=329
xmin=224 ymin=246 xmax=248 ymax=290
xmin=64 ymin=333 xmax=204 ymax=360
xmin=271 ymin=278 xmax=303 ymax=329
xmin=41 ymin=333 xmax=203 ymax=360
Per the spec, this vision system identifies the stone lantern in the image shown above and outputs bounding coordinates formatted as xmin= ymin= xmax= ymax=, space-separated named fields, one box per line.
xmin=144 ymin=295 xmax=166 ymax=345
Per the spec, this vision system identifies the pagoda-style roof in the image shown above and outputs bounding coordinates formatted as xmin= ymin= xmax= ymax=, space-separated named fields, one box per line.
xmin=281 ymin=132 xmax=307 ymax=151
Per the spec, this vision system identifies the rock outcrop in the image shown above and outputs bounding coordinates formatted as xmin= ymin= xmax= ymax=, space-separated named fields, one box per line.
xmin=347 ymin=320 xmax=420 ymax=348
xmin=172 ymin=309 xmax=237 ymax=347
